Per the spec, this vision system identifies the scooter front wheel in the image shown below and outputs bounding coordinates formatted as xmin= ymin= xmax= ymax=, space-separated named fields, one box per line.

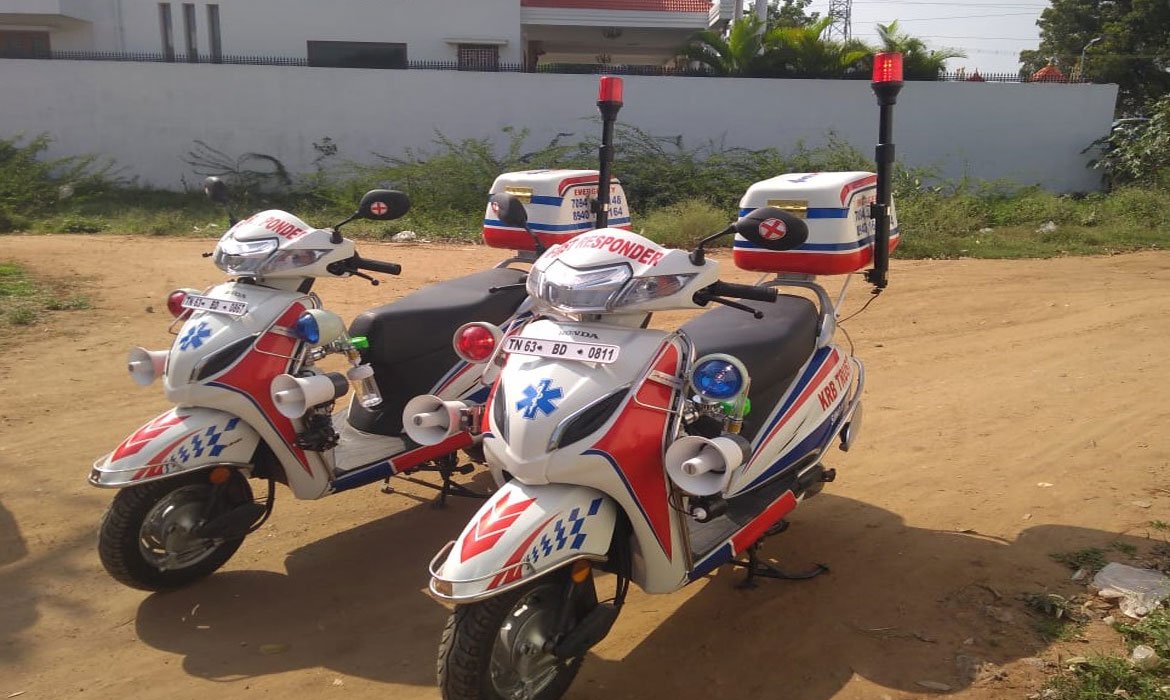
xmin=438 ymin=571 xmax=587 ymax=700
xmin=97 ymin=470 xmax=252 ymax=591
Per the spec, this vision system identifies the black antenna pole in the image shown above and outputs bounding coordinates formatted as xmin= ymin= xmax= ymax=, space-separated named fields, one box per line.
xmin=594 ymin=76 xmax=624 ymax=230
xmin=867 ymin=53 xmax=903 ymax=290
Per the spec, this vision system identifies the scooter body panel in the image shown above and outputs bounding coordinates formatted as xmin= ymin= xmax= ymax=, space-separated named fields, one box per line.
xmin=90 ymin=407 xmax=260 ymax=488
xmin=431 ymin=480 xmax=618 ymax=602
xmin=164 ymin=282 xmax=332 ymax=498
xmin=725 ymin=344 xmax=855 ymax=497
xmin=483 ymin=321 xmax=693 ymax=593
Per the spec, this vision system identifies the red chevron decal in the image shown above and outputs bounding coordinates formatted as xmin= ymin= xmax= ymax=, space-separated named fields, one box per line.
xmin=112 ymin=410 xmax=186 ymax=461
xmin=460 ymin=492 xmax=536 ymax=562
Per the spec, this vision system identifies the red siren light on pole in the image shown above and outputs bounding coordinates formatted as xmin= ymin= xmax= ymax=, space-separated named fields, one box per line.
xmin=594 ymin=76 xmax=624 ymax=229
xmin=598 ymin=76 xmax=624 ymax=105
xmin=866 ymin=52 xmax=903 ymax=290
xmin=872 ymin=52 xmax=904 ymax=86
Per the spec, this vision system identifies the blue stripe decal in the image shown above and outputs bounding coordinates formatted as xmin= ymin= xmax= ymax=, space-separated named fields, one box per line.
xmin=744 ymin=413 xmax=836 ymax=491
xmin=531 ymin=195 xmax=563 ymax=206
xmin=463 ymin=385 xmax=491 ymax=404
xmin=484 ymin=217 xmax=632 ymax=233
xmin=751 ymin=346 xmax=832 ymax=448
xmin=734 ymin=226 xmax=901 ymax=253
xmin=583 ymin=448 xmax=658 ymax=548
xmin=738 ymin=207 xmax=848 ymax=219
xmin=330 ymin=459 xmax=395 ymax=492
xmin=689 ymin=542 xmax=734 ymax=581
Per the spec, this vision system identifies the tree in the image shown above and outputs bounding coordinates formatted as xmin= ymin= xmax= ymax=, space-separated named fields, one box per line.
xmin=681 ymin=14 xmax=776 ymax=77
xmin=765 ymin=17 xmax=872 ymax=78
xmin=1019 ymin=0 xmax=1170 ymax=113
xmin=875 ymin=20 xmax=965 ymax=80
xmin=767 ymin=0 xmax=821 ymax=28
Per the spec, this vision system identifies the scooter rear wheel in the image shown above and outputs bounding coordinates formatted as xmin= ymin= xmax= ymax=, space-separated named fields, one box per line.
xmin=438 ymin=571 xmax=586 ymax=700
xmin=97 ymin=470 xmax=252 ymax=591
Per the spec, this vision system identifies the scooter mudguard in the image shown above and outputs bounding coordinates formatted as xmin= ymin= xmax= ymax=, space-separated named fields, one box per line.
xmin=89 ymin=407 xmax=260 ymax=488
xmin=429 ymin=481 xmax=617 ymax=603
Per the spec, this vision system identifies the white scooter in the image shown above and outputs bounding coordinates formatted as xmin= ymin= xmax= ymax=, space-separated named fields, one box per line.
xmin=411 ymin=58 xmax=905 ymax=700
xmin=89 ymin=182 xmax=536 ymax=591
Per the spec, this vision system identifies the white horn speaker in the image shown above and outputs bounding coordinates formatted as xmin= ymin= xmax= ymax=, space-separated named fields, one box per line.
xmin=403 ymin=394 xmax=467 ymax=445
xmin=270 ymin=372 xmax=348 ymax=419
xmin=665 ymin=435 xmax=750 ymax=496
xmin=128 ymin=346 xmax=168 ymax=386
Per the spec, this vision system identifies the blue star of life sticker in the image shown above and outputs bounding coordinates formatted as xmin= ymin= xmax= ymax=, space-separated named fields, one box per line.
xmin=179 ymin=321 xmax=212 ymax=351
xmin=516 ymin=378 xmax=563 ymax=420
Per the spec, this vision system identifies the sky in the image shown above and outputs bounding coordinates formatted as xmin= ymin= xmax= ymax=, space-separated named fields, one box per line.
xmin=809 ymin=0 xmax=1049 ymax=74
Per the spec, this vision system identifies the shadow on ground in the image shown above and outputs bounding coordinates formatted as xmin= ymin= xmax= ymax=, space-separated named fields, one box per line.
xmin=135 ymin=490 xmax=1153 ymax=697
xmin=134 ymin=488 xmax=482 ymax=686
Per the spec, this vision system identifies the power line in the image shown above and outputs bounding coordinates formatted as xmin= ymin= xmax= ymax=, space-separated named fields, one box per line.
xmin=858 ymin=11 xmax=1042 ymax=21
xmin=851 ymin=1 xmax=1046 ymax=5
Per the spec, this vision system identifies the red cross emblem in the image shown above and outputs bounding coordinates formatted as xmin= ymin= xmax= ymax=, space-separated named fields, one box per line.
xmin=369 ymin=201 xmax=389 ymax=216
xmin=758 ymin=218 xmax=787 ymax=240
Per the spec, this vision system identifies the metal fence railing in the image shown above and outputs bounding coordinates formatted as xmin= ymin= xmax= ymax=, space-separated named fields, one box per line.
xmin=0 ymin=49 xmax=1092 ymax=83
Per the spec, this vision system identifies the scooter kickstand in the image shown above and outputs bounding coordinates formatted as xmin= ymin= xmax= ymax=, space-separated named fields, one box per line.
xmin=732 ymin=538 xmax=829 ymax=589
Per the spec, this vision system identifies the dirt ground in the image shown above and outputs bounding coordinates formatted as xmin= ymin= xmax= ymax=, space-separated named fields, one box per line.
xmin=1 ymin=234 xmax=1168 ymax=700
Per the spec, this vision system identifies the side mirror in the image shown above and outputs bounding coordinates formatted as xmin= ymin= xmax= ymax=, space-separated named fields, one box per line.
xmin=203 ymin=176 xmax=230 ymax=205
xmin=357 ymin=190 xmax=411 ymax=221
xmin=734 ymin=208 xmax=809 ymax=251
xmin=490 ymin=193 xmax=529 ymax=229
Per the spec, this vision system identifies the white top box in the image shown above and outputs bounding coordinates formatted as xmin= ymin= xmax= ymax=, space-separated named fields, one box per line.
xmin=733 ymin=171 xmax=900 ymax=275
xmin=483 ymin=169 xmax=630 ymax=251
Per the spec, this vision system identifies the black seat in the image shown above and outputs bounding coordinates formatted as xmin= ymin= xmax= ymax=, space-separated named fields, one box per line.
xmin=680 ymin=294 xmax=818 ymax=442
xmin=346 ymin=267 xmax=528 ymax=436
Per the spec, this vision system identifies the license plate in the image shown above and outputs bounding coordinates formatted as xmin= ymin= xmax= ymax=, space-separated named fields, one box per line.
xmin=504 ymin=335 xmax=620 ymax=364
xmin=182 ymin=294 xmax=248 ymax=316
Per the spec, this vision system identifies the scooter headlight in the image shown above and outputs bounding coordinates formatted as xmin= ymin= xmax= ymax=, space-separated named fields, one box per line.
xmin=612 ymin=273 xmax=696 ymax=308
xmin=213 ymin=236 xmax=329 ymax=277
xmin=213 ymin=237 xmax=279 ymax=275
xmin=527 ymin=260 xmax=632 ymax=314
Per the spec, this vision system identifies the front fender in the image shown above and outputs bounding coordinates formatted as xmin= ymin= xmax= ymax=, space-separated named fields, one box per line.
xmin=90 ymin=407 xmax=260 ymax=488
xmin=429 ymin=481 xmax=617 ymax=603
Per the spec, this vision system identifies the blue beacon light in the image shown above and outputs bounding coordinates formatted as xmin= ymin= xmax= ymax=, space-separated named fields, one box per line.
xmin=294 ymin=312 xmax=321 ymax=344
xmin=692 ymin=359 xmax=744 ymax=400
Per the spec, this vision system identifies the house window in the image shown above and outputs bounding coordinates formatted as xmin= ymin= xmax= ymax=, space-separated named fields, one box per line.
xmin=182 ymin=3 xmax=197 ymax=61
xmin=158 ymin=3 xmax=174 ymax=60
xmin=0 ymin=31 xmax=50 ymax=58
xmin=458 ymin=44 xmax=499 ymax=71
xmin=206 ymin=4 xmax=222 ymax=62
xmin=306 ymin=41 xmax=407 ymax=69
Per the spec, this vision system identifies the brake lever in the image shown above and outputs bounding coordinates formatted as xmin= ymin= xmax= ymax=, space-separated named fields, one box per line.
xmin=352 ymin=270 xmax=379 ymax=286
xmin=489 ymin=282 xmax=528 ymax=294
xmin=694 ymin=292 xmax=763 ymax=319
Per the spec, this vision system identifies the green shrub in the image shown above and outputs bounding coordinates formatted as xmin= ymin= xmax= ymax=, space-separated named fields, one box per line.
xmin=60 ymin=215 xmax=107 ymax=233
xmin=637 ymin=200 xmax=730 ymax=249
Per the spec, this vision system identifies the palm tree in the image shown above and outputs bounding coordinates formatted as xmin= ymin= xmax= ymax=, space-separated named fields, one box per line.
xmin=682 ymin=15 xmax=871 ymax=79
xmin=875 ymin=20 xmax=965 ymax=79
xmin=765 ymin=17 xmax=872 ymax=78
xmin=680 ymin=14 xmax=774 ymax=77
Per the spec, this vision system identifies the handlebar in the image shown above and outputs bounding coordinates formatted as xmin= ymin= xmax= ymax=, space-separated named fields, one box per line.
xmin=701 ymin=281 xmax=778 ymax=303
xmin=354 ymin=256 xmax=402 ymax=276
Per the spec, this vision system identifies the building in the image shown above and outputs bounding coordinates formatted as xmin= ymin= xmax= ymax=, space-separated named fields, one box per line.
xmin=1 ymin=0 xmax=729 ymax=68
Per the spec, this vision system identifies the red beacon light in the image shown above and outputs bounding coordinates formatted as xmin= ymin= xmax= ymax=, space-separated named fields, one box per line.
xmin=453 ymin=322 xmax=502 ymax=363
xmin=871 ymin=52 xmax=904 ymax=107
xmin=166 ymin=289 xmax=195 ymax=318
xmin=872 ymin=52 xmax=904 ymax=85
xmin=598 ymin=76 xmax=624 ymax=105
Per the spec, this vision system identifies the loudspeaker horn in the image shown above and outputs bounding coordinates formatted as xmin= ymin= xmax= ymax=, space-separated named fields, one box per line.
xmin=269 ymin=372 xmax=348 ymax=419
xmin=403 ymin=394 xmax=467 ymax=446
xmin=664 ymin=434 xmax=751 ymax=496
xmin=128 ymin=346 xmax=168 ymax=386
